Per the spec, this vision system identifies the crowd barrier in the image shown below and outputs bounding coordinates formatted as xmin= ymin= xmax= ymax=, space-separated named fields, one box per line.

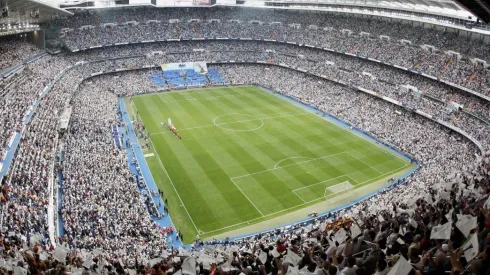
xmin=1 ymin=52 xmax=48 ymax=78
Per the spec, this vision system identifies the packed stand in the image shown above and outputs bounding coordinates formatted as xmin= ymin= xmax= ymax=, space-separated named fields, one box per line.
xmin=0 ymin=36 xmax=42 ymax=71
xmin=0 ymin=56 xmax=70 ymax=156
xmin=59 ymin=76 xmax=167 ymax=264
xmin=57 ymin=7 xmax=490 ymax=96
xmin=1 ymin=21 xmax=490 ymax=273
xmin=1 ymin=62 xmax=489 ymax=274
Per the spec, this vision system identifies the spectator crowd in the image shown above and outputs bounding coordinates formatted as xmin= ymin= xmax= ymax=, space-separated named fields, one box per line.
xmin=0 ymin=36 xmax=43 ymax=71
xmin=57 ymin=7 xmax=489 ymax=97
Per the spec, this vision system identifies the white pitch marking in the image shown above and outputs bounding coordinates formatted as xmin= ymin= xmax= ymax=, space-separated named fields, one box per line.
xmin=228 ymin=86 xmax=245 ymax=96
xmin=292 ymin=175 xmax=349 ymax=192
xmin=131 ymin=88 xmax=413 ymax=236
xmin=202 ymin=164 xmax=411 ymax=235
xmin=148 ymin=136 xmax=201 ymax=233
xmin=231 ymin=152 xmax=347 ymax=180
xmin=273 ymin=157 xmax=313 ymax=169
xmin=292 ymin=191 xmax=307 ymax=203
xmin=149 ymin=112 xmax=312 ymax=135
xmin=230 ymin=178 xmax=264 ymax=216
xmin=213 ymin=113 xmax=264 ymax=132
xmin=345 ymin=151 xmax=383 ymax=175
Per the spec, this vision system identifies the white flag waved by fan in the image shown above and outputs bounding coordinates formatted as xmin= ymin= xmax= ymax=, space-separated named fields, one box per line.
xmin=463 ymin=234 xmax=479 ymax=262
xmin=387 ymin=256 xmax=413 ymax=275
xmin=286 ymin=266 xmax=299 ymax=275
xmin=182 ymin=257 xmax=196 ymax=275
xmin=335 ymin=228 xmax=348 ymax=244
xmin=408 ymin=218 xmax=418 ymax=229
xmin=455 ymin=214 xmax=477 ymax=237
xmin=284 ymin=249 xmax=301 ymax=266
xmin=271 ymin=248 xmax=281 ymax=258
xmin=484 ymin=196 xmax=490 ymax=210
xmin=445 ymin=209 xmax=453 ymax=222
xmin=430 ymin=222 xmax=451 ymax=240
xmin=350 ymin=224 xmax=362 ymax=238
xmin=53 ymin=246 xmax=68 ymax=264
xmin=256 ymin=250 xmax=266 ymax=264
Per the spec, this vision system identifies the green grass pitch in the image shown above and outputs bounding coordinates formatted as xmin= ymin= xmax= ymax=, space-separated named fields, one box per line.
xmin=127 ymin=86 xmax=413 ymax=241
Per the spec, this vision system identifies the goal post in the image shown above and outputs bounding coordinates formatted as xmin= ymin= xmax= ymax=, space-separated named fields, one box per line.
xmin=292 ymin=178 xmax=356 ymax=203
xmin=324 ymin=181 xmax=355 ymax=202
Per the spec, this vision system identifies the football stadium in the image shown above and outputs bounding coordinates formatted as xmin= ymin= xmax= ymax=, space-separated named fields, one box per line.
xmin=0 ymin=0 xmax=489 ymax=274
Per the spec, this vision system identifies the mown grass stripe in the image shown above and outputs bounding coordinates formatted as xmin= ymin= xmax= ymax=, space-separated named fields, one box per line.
xmin=129 ymin=86 xmax=413 ymax=239
xmin=183 ymin=92 xmax=307 ymax=213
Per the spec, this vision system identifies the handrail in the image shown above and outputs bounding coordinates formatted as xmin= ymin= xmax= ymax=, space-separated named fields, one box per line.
xmin=463 ymin=110 xmax=490 ymax=126
xmin=128 ymin=141 xmax=162 ymax=219
xmin=47 ymin=133 xmax=59 ymax=247
xmin=1 ymin=52 xmax=48 ymax=78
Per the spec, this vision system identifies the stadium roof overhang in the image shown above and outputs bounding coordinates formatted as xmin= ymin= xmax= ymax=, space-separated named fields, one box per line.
xmin=261 ymin=0 xmax=476 ymax=21
xmin=10 ymin=0 xmax=487 ymax=36
xmin=0 ymin=0 xmax=73 ymax=25
xmin=454 ymin=0 xmax=490 ymax=24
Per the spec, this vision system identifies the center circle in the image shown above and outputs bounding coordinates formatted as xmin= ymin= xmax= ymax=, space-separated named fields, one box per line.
xmin=213 ymin=113 xmax=264 ymax=132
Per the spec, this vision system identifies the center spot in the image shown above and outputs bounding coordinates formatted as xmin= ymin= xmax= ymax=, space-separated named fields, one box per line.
xmin=213 ymin=114 xmax=264 ymax=132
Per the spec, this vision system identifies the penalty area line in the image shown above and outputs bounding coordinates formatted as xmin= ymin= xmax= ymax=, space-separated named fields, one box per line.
xmin=202 ymin=164 xmax=411 ymax=235
xmin=230 ymin=178 xmax=265 ymax=217
xmin=231 ymin=151 xmax=347 ymax=180
xmin=344 ymin=151 xmax=384 ymax=175
xmin=291 ymin=174 xmax=353 ymax=192
xmin=273 ymin=156 xmax=313 ymax=169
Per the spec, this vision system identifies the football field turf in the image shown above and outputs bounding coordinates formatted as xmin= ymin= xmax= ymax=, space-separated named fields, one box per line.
xmin=128 ymin=86 xmax=413 ymax=240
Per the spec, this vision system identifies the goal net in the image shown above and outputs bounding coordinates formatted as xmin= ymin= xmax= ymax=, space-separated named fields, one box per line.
xmin=324 ymin=181 xmax=355 ymax=203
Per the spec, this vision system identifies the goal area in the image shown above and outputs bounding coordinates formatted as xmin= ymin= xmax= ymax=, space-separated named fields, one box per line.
xmin=293 ymin=178 xmax=356 ymax=204
xmin=324 ymin=181 xmax=355 ymax=203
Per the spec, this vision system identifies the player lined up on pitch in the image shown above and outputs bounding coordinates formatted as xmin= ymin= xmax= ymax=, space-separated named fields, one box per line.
xmin=163 ymin=118 xmax=182 ymax=139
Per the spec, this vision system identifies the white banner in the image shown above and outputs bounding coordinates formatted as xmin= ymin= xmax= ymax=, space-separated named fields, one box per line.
xmin=161 ymin=61 xmax=208 ymax=74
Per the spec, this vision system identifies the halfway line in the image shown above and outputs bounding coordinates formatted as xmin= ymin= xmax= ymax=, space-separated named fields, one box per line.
xmin=149 ymin=112 xmax=312 ymax=135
